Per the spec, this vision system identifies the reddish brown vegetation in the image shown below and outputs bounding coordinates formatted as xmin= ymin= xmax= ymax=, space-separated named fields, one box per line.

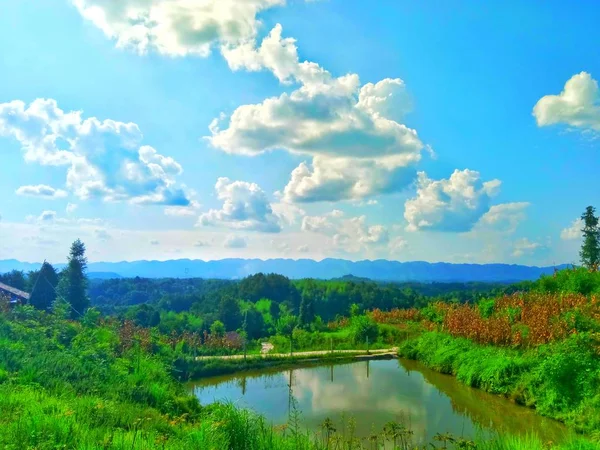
xmin=371 ymin=293 xmax=600 ymax=348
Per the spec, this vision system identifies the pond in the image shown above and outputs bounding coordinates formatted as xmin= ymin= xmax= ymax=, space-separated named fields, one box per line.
xmin=189 ymin=358 xmax=568 ymax=445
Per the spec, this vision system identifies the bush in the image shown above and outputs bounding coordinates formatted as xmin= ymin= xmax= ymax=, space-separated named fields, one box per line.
xmin=349 ymin=316 xmax=379 ymax=345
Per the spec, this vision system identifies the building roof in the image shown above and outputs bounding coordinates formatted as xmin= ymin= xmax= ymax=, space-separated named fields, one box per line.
xmin=0 ymin=282 xmax=30 ymax=300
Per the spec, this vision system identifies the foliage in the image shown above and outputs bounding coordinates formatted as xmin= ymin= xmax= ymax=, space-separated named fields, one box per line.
xmin=29 ymin=261 xmax=58 ymax=311
xmin=349 ymin=315 xmax=379 ymax=345
xmin=0 ymin=270 xmax=27 ymax=291
xmin=210 ymin=319 xmax=226 ymax=337
xmin=580 ymin=206 xmax=600 ymax=271
xmin=57 ymin=239 xmax=90 ymax=319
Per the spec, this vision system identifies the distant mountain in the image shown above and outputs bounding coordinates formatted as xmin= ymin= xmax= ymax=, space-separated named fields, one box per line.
xmin=88 ymin=272 xmax=123 ymax=280
xmin=0 ymin=258 xmax=570 ymax=283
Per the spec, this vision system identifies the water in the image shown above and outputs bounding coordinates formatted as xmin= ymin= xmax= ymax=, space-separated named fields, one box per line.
xmin=189 ymin=358 xmax=568 ymax=445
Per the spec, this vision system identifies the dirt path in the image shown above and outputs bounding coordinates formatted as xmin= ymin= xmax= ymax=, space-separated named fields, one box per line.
xmin=196 ymin=347 xmax=398 ymax=361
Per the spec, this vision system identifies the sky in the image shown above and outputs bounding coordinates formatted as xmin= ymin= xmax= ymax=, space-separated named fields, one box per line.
xmin=0 ymin=0 xmax=599 ymax=265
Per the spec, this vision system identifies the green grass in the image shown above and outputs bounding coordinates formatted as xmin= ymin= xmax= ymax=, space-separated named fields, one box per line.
xmin=2 ymin=307 xmax=599 ymax=449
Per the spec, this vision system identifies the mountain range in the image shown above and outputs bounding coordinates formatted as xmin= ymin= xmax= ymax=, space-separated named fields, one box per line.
xmin=0 ymin=258 xmax=570 ymax=283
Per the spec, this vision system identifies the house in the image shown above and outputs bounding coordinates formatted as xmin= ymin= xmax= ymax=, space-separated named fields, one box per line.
xmin=0 ymin=282 xmax=30 ymax=307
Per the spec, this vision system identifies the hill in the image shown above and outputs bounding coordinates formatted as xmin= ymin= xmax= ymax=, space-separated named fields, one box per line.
xmin=0 ymin=258 xmax=570 ymax=283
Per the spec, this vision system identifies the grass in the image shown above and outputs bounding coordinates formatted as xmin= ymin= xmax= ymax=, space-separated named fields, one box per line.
xmin=2 ymin=305 xmax=599 ymax=449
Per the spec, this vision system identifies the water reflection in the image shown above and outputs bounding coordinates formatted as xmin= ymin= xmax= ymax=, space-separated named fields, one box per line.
xmin=189 ymin=359 xmax=567 ymax=444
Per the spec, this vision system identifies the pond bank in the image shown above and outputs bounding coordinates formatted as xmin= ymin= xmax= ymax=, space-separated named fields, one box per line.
xmin=184 ymin=348 xmax=398 ymax=378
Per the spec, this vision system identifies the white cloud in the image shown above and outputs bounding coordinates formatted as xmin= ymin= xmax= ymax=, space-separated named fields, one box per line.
xmin=72 ymin=0 xmax=289 ymax=57
xmin=150 ymin=239 xmax=160 ymax=246
xmin=404 ymin=169 xmax=501 ymax=232
xmin=301 ymin=215 xmax=334 ymax=233
xmin=209 ymin=24 xmax=425 ymax=202
xmin=533 ymin=72 xmax=600 ymax=131
xmin=270 ymin=239 xmax=291 ymax=254
xmin=223 ymin=235 xmax=247 ymax=248
xmin=561 ymin=218 xmax=583 ymax=240
xmin=164 ymin=200 xmax=201 ymax=217
xmin=302 ymin=211 xmax=389 ymax=253
xmin=16 ymin=184 xmax=68 ymax=199
xmin=389 ymin=236 xmax=407 ymax=252
xmin=297 ymin=244 xmax=309 ymax=253
xmin=39 ymin=210 xmax=58 ymax=222
xmin=475 ymin=202 xmax=530 ymax=233
xmin=512 ymin=238 xmax=542 ymax=257
xmin=198 ymin=177 xmax=281 ymax=232
xmin=94 ymin=229 xmax=112 ymax=241
xmin=0 ymin=98 xmax=191 ymax=206
xmin=271 ymin=201 xmax=305 ymax=225
xmin=66 ymin=203 xmax=78 ymax=214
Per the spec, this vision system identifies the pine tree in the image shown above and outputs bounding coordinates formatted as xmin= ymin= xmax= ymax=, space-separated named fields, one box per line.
xmin=580 ymin=206 xmax=600 ymax=270
xmin=29 ymin=262 xmax=58 ymax=311
xmin=58 ymin=239 xmax=89 ymax=318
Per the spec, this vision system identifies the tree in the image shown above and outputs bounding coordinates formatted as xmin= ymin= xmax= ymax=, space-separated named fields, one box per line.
xmin=580 ymin=206 xmax=600 ymax=270
xmin=58 ymin=239 xmax=89 ymax=319
xmin=298 ymin=293 xmax=315 ymax=329
xmin=29 ymin=262 xmax=58 ymax=311
xmin=0 ymin=270 xmax=26 ymax=291
xmin=350 ymin=316 xmax=379 ymax=345
xmin=243 ymin=306 xmax=266 ymax=340
xmin=210 ymin=320 xmax=226 ymax=337
xmin=218 ymin=296 xmax=242 ymax=331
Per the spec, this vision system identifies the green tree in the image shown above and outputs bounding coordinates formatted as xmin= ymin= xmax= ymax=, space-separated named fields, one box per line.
xmin=350 ymin=316 xmax=379 ymax=345
xmin=29 ymin=262 xmax=58 ymax=311
xmin=580 ymin=206 xmax=600 ymax=270
xmin=58 ymin=239 xmax=89 ymax=319
xmin=0 ymin=270 xmax=26 ymax=291
xmin=218 ymin=296 xmax=242 ymax=331
xmin=243 ymin=306 xmax=266 ymax=340
xmin=276 ymin=313 xmax=297 ymax=336
xmin=210 ymin=320 xmax=226 ymax=337
xmin=298 ymin=293 xmax=315 ymax=329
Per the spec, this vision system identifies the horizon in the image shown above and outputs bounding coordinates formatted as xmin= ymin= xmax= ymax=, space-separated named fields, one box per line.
xmin=1 ymin=1 xmax=598 ymax=266
xmin=1 ymin=255 xmax=570 ymax=270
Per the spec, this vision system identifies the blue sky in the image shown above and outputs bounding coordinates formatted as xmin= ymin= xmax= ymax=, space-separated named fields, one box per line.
xmin=0 ymin=0 xmax=598 ymax=265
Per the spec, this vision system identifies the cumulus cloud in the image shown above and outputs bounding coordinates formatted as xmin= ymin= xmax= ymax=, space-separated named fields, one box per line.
xmin=72 ymin=0 xmax=289 ymax=57
xmin=198 ymin=177 xmax=281 ymax=232
xmin=533 ymin=72 xmax=600 ymax=131
xmin=302 ymin=211 xmax=389 ymax=253
xmin=404 ymin=169 xmax=501 ymax=232
xmin=297 ymin=244 xmax=309 ymax=253
xmin=271 ymin=201 xmax=305 ymax=225
xmin=512 ymin=238 xmax=542 ymax=257
xmin=223 ymin=235 xmax=247 ymax=248
xmin=476 ymin=202 xmax=530 ymax=233
xmin=209 ymin=24 xmax=425 ymax=202
xmin=0 ymin=98 xmax=191 ymax=206
xmin=561 ymin=218 xmax=583 ymax=240
xmin=16 ymin=184 xmax=68 ymax=199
